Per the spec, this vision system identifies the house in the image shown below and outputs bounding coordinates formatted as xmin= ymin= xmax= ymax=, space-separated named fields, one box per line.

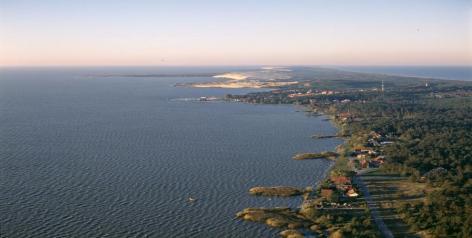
xmin=346 ymin=189 xmax=359 ymax=198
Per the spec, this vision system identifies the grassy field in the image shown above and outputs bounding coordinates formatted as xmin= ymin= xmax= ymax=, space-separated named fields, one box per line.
xmin=360 ymin=171 xmax=427 ymax=238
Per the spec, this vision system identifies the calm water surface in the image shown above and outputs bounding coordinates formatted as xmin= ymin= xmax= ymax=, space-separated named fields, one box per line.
xmin=0 ymin=67 xmax=342 ymax=237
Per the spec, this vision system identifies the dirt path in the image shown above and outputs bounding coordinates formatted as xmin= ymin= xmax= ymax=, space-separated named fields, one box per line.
xmin=354 ymin=175 xmax=394 ymax=238
xmin=355 ymin=172 xmax=423 ymax=238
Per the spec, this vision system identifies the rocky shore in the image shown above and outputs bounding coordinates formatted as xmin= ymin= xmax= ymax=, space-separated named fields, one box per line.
xmin=249 ymin=186 xmax=306 ymax=197
xmin=235 ymin=107 xmax=378 ymax=237
xmin=236 ymin=207 xmax=311 ymax=229
xmin=292 ymin=152 xmax=338 ymax=161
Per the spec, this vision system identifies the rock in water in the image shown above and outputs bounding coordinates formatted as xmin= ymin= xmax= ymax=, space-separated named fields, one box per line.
xmin=249 ymin=186 xmax=303 ymax=197
xmin=280 ymin=229 xmax=304 ymax=238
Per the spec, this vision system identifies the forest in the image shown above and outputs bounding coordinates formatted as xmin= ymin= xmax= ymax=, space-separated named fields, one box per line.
xmin=226 ymin=76 xmax=472 ymax=237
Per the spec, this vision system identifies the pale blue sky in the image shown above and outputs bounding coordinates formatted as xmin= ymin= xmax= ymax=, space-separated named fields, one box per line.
xmin=0 ymin=0 xmax=470 ymax=66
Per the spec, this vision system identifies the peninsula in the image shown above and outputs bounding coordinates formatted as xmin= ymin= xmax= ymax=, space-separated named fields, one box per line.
xmin=179 ymin=67 xmax=299 ymax=88
xmin=191 ymin=66 xmax=472 ymax=237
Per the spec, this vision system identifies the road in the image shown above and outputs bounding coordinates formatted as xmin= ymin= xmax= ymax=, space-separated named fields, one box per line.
xmin=354 ymin=175 xmax=394 ymax=238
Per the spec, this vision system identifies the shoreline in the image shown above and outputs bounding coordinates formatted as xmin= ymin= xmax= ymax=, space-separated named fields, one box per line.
xmin=236 ymin=105 xmax=358 ymax=237
xmin=194 ymin=66 xmax=472 ymax=237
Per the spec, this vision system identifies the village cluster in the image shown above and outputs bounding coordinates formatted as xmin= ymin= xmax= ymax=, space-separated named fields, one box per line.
xmin=308 ymin=130 xmax=394 ymax=209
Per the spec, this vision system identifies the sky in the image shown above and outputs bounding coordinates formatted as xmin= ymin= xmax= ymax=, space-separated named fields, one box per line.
xmin=0 ymin=0 xmax=471 ymax=66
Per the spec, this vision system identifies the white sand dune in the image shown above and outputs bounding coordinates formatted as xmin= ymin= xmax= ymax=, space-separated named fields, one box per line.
xmin=189 ymin=69 xmax=297 ymax=88
xmin=213 ymin=73 xmax=248 ymax=81
xmin=191 ymin=81 xmax=298 ymax=89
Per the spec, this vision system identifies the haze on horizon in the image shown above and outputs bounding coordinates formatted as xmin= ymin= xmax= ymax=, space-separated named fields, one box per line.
xmin=0 ymin=0 xmax=471 ymax=67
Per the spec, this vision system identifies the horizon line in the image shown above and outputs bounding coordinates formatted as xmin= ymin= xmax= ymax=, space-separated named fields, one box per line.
xmin=1 ymin=64 xmax=471 ymax=68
